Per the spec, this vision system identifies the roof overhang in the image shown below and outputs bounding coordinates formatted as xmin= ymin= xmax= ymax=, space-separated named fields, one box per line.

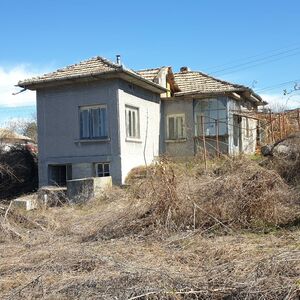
xmin=18 ymin=69 xmax=167 ymax=94
xmin=167 ymin=88 xmax=267 ymax=106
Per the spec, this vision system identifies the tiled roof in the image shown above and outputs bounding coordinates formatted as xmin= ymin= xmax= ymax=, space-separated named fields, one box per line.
xmin=136 ymin=67 xmax=164 ymax=81
xmin=18 ymin=56 xmax=126 ymax=87
xmin=0 ymin=128 xmax=33 ymax=142
xmin=173 ymin=71 xmax=250 ymax=95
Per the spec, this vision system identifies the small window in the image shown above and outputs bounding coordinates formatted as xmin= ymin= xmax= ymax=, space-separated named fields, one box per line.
xmin=167 ymin=114 xmax=186 ymax=139
xmin=125 ymin=106 xmax=140 ymax=139
xmin=96 ymin=163 xmax=110 ymax=177
xmin=80 ymin=105 xmax=108 ymax=139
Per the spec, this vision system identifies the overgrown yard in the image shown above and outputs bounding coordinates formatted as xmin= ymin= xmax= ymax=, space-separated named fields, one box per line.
xmin=0 ymin=157 xmax=300 ymax=299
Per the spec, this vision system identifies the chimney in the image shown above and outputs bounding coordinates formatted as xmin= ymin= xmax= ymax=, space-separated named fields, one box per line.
xmin=116 ymin=54 xmax=121 ymax=66
xmin=180 ymin=66 xmax=190 ymax=73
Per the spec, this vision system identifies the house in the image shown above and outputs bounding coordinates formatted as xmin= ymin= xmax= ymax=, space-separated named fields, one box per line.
xmin=18 ymin=57 xmax=166 ymax=186
xmin=18 ymin=56 xmax=265 ymax=187
xmin=137 ymin=66 xmax=265 ymax=157
xmin=0 ymin=128 xmax=36 ymax=152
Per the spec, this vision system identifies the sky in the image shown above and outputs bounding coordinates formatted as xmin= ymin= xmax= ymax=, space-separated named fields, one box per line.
xmin=1 ymin=0 xmax=300 ymax=124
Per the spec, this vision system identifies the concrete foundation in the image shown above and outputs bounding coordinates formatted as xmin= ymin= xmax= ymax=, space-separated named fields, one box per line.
xmin=67 ymin=176 xmax=112 ymax=203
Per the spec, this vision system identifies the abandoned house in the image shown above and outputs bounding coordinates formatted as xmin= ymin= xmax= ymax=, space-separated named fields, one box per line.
xmin=18 ymin=56 xmax=265 ymax=186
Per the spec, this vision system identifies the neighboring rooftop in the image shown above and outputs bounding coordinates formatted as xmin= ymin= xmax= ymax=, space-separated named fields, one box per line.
xmin=137 ymin=66 xmax=263 ymax=103
xmin=136 ymin=67 xmax=165 ymax=82
xmin=0 ymin=128 xmax=34 ymax=143
xmin=173 ymin=69 xmax=256 ymax=96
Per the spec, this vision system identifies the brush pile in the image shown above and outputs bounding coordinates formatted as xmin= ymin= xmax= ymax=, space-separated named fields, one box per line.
xmin=0 ymin=146 xmax=38 ymax=200
xmin=85 ymin=157 xmax=299 ymax=241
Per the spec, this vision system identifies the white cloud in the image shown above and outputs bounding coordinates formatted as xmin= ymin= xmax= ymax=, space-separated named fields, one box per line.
xmin=260 ymin=92 xmax=300 ymax=111
xmin=0 ymin=65 xmax=43 ymax=107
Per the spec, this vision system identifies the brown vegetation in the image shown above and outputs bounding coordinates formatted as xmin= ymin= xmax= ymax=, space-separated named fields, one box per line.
xmin=0 ymin=146 xmax=38 ymax=200
xmin=0 ymin=157 xmax=299 ymax=299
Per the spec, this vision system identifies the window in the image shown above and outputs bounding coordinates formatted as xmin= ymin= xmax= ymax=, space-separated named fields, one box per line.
xmin=49 ymin=164 xmax=72 ymax=186
xmin=167 ymin=114 xmax=186 ymax=140
xmin=80 ymin=105 xmax=108 ymax=139
xmin=233 ymin=114 xmax=241 ymax=147
xmin=125 ymin=106 xmax=140 ymax=139
xmin=194 ymin=98 xmax=227 ymax=137
xmin=95 ymin=163 xmax=110 ymax=177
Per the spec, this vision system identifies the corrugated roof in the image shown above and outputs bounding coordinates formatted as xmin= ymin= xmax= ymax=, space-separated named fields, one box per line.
xmin=173 ymin=71 xmax=249 ymax=95
xmin=18 ymin=56 xmax=122 ymax=87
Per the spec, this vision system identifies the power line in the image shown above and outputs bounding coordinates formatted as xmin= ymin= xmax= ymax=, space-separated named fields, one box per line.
xmin=255 ymin=79 xmax=300 ymax=93
xmin=209 ymin=47 xmax=300 ymax=76
xmin=204 ymin=43 xmax=300 ymax=73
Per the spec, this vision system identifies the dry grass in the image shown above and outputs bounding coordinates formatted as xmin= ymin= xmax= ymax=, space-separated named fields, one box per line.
xmin=0 ymin=157 xmax=299 ymax=299
xmin=86 ymin=157 xmax=299 ymax=240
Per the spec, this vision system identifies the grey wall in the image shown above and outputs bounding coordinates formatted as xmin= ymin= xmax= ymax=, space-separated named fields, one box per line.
xmin=161 ymin=98 xmax=195 ymax=157
xmin=36 ymin=79 xmax=122 ymax=186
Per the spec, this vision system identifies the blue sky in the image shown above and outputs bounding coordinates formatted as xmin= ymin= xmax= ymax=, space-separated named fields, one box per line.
xmin=1 ymin=0 xmax=300 ymax=124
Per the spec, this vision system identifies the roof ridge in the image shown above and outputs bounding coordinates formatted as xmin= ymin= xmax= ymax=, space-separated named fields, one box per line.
xmin=137 ymin=66 xmax=166 ymax=72
xmin=56 ymin=55 xmax=122 ymax=72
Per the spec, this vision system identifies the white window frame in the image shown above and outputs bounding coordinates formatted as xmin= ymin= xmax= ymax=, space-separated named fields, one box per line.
xmin=95 ymin=162 xmax=110 ymax=177
xmin=166 ymin=114 xmax=186 ymax=140
xmin=79 ymin=105 xmax=108 ymax=139
xmin=125 ymin=105 xmax=140 ymax=139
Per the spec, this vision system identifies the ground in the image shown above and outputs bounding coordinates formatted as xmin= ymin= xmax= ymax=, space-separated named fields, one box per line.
xmin=0 ymin=157 xmax=299 ymax=299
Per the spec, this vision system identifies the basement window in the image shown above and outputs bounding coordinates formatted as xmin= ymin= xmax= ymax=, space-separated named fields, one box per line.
xmin=49 ymin=164 xmax=72 ymax=186
xmin=95 ymin=163 xmax=110 ymax=177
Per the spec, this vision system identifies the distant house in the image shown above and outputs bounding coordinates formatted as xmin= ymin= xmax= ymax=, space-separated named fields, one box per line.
xmin=18 ymin=56 xmax=265 ymax=187
xmin=0 ymin=128 xmax=35 ymax=151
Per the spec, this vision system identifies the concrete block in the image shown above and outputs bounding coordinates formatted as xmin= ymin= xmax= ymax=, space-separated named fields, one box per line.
xmin=94 ymin=176 xmax=112 ymax=197
xmin=67 ymin=178 xmax=94 ymax=203
xmin=37 ymin=186 xmax=67 ymax=207
xmin=67 ymin=176 xmax=112 ymax=203
xmin=13 ymin=198 xmax=37 ymax=211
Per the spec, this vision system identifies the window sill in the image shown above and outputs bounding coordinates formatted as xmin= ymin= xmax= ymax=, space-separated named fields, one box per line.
xmin=125 ymin=137 xmax=142 ymax=143
xmin=165 ymin=138 xmax=187 ymax=143
xmin=75 ymin=138 xmax=111 ymax=144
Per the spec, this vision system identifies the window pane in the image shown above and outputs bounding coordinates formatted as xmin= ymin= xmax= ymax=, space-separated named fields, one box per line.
xmin=91 ymin=108 xmax=100 ymax=138
xmin=97 ymin=164 xmax=103 ymax=176
xmin=80 ymin=109 xmax=90 ymax=138
xmin=168 ymin=117 xmax=175 ymax=139
xmin=177 ymin=117 xmax=183 ymax=138
xmin=100 ymin=108 xmax=107 ymax=137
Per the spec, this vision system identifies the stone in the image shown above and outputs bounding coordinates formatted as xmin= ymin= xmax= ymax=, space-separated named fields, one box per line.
xmin=13 ymin=198 xmax=37 ymax=211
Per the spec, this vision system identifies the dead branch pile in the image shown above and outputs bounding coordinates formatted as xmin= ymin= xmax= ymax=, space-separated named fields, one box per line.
xmin=85 ymin=158 xmax=300 ymax=241
xmin=261 ymin=133 xmax=300 ymax=187
xmin=0 ymin=146 xmax=38 ymax=200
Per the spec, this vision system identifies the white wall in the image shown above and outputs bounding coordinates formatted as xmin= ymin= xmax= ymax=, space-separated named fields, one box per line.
xmin=118 ymin=82 xmax=161 ymax=183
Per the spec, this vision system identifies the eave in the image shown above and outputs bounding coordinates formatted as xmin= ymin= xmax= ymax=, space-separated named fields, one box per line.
xmin=18 ymin=69 xmax=167 ymax=94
